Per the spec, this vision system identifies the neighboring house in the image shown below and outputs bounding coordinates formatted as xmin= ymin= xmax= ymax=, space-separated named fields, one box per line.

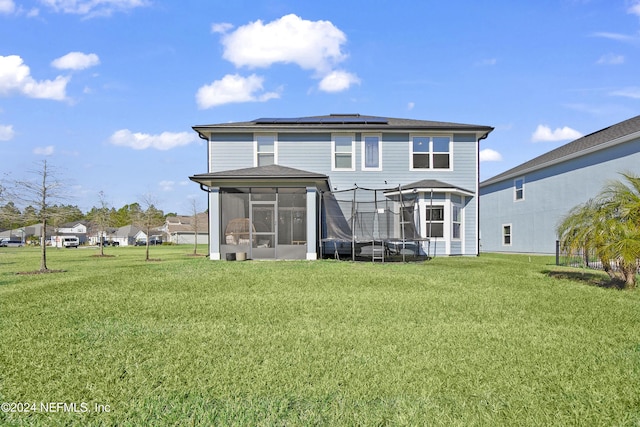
xmin=88 ymin=227 xmax=117 ymax=246
xmin=54 ymin=221 xmax=88 ymax=244
xmin=189 ymin=114 xmax=493 ymax=260
xmin=162 ymin=213 xmax=209 ymax=244
xmin=479 ymin=114 xmax=640 ymax=254
xmin=111 ymin=225 xmax=147 ymax=246
xmin=0 ymin=224 xmax=47 ymax=244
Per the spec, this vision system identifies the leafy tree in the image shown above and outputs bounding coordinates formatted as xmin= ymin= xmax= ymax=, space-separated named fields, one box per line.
xmin=558 ymin=172 xmax=640 ymax=289
xmin=0 ymin=202 xmax=22 ymax=230
xmin=112 ymin=203 xmax=141 ymax=227
xmin=22 ymin=205 xmax=38 ymax=225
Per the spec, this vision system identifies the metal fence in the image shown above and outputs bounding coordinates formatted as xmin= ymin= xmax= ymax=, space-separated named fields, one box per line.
xmin=555 ymin=240 xmax=640 ymax=271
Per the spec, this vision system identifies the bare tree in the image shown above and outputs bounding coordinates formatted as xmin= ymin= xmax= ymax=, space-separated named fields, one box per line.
xmin=188 ymin=198 xmax=202 ymax=255
xmin=90 ymin=191 xmax=113 ymax=256
xmin=12 ymin=160 xmax=71 ymax=272
xmin=133 ymin=194 xmax=165 ymax=261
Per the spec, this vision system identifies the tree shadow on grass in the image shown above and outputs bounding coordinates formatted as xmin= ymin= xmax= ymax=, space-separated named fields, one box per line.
xmin=16 ymin=269 xmax=66 ymax=275
xmin=545 ymin=269 xmax=626 ymax=290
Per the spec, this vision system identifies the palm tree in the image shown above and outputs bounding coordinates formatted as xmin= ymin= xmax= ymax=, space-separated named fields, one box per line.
xmin=557 ymin=172 xmax=640 ymax=289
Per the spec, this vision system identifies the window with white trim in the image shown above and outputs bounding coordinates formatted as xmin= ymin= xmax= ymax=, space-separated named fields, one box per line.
xmin=362 ymin=134 xmax=382 ymax=171
xmin=255 ymin=134 xmax=276 ymax=167
xmin=411 ymin=135 xmax=451 ymax=170
xmin=332 ymin=134 xmax=355 ymax=171
xmin=452 ymin=205 xmax=461 ymax=239
xmin=502 ymin=224 xmax=512 ymax=246
xmin=514 ymin=177 xmax=524 ymax=201
xmin=425 ymin=206 xmax=444 ymax=238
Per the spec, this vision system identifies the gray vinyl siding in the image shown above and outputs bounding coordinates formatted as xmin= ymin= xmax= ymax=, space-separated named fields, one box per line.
xmin=480 ymin=137 xmax=640 ymax=254
xmin=210 ymin=133 xmax=253 ymax=172
xmin=207 ymin=130 xmax=483 ymax=256
xmin=277 ymin=133 xmax=331 ymax=178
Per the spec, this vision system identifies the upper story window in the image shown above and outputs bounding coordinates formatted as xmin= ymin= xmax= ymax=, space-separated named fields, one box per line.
xmin=410 ymin=135 xmax=451 ymax=170
xmin=332 ymin=134 xmax=355 ymax=171
xmin=362 ymin=134 xmax=382 ymax=171
xmin=255 ymin=134 xmax=276 ymax=167
xmin=514 ymin=177 xmax=524 ymax=201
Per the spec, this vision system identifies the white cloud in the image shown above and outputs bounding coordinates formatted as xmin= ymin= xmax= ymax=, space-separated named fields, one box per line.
xmin=0 ymin=55 xmax=69 ymax=100
xmin=33 ymin=145 xmax=55 ymax=155
xmin=0 ymin=0 xmax=15 ymax=14
xmin=196 ymin=73 xmax=280 ymax=109
xmin=596 ymin=53 xmax=624 ymax=65
xmin=628 ymin=0 xmax=640 ymax=17
xmin=211 ymin=22 xmax=233 ymax=34
xmin=109 ymin=129 xmax=198 ymax=150
xmin=610 ymin=87 xmax=640 ymax=99
xmin=407 ymin=102 xmax=415 ymax=110
xmin=51 ymin=52 xmax=100 ymax=70
xmin=591 ymin=32 xmax=636 ymax=42
xmin=221 ymin=14 xmax=347 ymax=73
xmin=216 ymin=14 xmax=359 ymax=93
xmin=39 ymin=0 xmax=149 ymax=17
xmin=159 ymin=180 xmax=174 ymax=191
xmin=479 ymin=148 xmax=503 ymax=162
xmin=531 ymin=125 xmax=583 ymax=142
xmin=0 ymin=124 xmax=14 ymax=141
xmin=318 ymin=70 xmax=360 ymax=93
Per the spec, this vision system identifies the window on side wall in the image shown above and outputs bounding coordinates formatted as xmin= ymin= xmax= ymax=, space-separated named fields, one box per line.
xmin=502 ymin=224 xmax=512 ymax=246
xmin=332 ymin=134 xmax=355 ymax=171
xmin=256 ymin=134 xmax=276 ymax=167
xmin=362 ymin=134 xmax=382 ymax=171
xmin=452 ymin=205 xmax=461 ymax=239
xmin=514 ymin=177 xmax=524 ymax=201
xmin=410 ymin=135 xmax=451 ymax=170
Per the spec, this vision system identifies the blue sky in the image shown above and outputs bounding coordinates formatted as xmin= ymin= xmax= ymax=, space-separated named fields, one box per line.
xmin=1 ymin=0 xmax=639 ymax=214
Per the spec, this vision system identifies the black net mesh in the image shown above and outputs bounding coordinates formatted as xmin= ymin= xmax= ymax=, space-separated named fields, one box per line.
xmin=321 ymin=187 xmax=429 ymax=261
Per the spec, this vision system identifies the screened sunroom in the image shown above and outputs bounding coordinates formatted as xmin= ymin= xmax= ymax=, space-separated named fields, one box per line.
xmin=190 ymin=165 xmax=330 ymax=260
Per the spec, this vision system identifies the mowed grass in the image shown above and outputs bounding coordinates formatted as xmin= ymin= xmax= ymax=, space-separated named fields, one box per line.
xmin=0 ymin=246 xmax=639 ymax=426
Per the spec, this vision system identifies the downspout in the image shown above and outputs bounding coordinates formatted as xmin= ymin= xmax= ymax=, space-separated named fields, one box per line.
xmin=196 ymin=129 xmax=212 ymax=257
xmin=476 ymin=131 xmax=490 ymax=257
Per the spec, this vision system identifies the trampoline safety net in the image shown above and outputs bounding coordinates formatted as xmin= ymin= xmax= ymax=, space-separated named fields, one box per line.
xmin=321 ymin=186 xmax=429 ymax=261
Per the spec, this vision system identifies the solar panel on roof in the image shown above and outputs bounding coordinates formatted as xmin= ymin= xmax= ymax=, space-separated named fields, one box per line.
xmin=254 ymin=116 xmax=388 ymax=125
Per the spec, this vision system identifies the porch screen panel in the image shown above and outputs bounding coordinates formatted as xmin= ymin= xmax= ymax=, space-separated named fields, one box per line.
xmin=220 ymin=188 xmax=250 ymax=256
xmin=278 ymin=189 xmax=307 ymax=245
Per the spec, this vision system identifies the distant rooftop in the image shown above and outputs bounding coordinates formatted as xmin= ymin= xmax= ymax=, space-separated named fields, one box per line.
xmin=480 ymin=114 xmax=640 ymax=187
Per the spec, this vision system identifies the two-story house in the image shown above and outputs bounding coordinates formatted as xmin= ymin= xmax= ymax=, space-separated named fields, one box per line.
xmin=479 ymin=114 xmax=640 ymax=254
xmin=190 ymin=114 xmax=493 ymax=260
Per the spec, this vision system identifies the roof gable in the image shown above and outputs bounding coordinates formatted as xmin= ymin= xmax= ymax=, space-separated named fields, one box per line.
xmin=481 ymin=114 xmax=640 ymax=187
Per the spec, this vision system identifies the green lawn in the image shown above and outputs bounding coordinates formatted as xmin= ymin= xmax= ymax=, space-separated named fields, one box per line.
xmin=1 ymin=246 xmax=639 ymax=426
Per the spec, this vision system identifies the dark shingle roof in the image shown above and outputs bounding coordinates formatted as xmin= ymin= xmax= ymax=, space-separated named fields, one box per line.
xmin=400 ymin=179 xmax=474 ymax=195
xmin=193 ymin=114 xmax=493 ymax=135
xmin=481 ymin=115 xmax=640 ymax=187
xmin=189 ymin=165 xmax=330 ymax=190
xmin=191 ymin=164 xmax=327 ymax=180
